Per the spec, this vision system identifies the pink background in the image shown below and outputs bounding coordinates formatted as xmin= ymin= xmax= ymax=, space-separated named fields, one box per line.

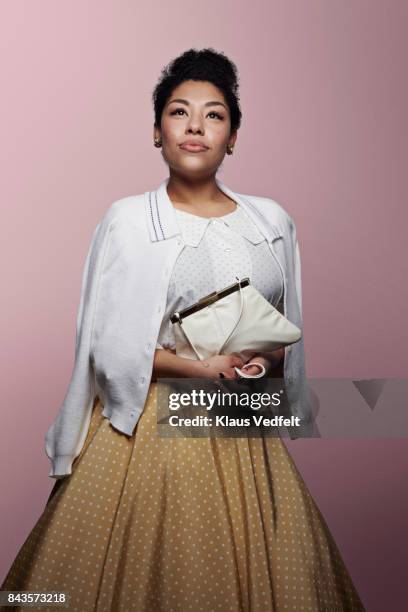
xmin=1 ymin=1 xmax=407 ymax=609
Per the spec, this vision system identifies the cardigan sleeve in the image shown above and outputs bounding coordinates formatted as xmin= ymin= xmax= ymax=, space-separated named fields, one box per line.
xmin=285 ymin=215 xmax=321 ymax=438
xmin=287 ymin=215 xmax=303 ymax=317
xmin=44 ymin=215 xmax=117 ymax=478
xmin=293 ymin=238 xmax=303 ymax=316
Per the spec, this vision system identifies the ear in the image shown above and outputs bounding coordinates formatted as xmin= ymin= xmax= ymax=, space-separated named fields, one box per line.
xmin=228 ymin=130 xmax=238 ymax=148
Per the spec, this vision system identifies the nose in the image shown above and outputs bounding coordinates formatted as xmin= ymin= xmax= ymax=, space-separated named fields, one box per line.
xmin=186 ymin=112 xmax=204 ymax=134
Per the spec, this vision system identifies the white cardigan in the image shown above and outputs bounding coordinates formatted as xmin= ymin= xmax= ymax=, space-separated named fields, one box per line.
xmin=45 ymin=177 xmax=320 ymax=478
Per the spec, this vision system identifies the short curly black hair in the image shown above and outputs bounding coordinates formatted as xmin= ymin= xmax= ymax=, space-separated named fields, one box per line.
xmin=152 ymin=47 xmax=242 ymax=134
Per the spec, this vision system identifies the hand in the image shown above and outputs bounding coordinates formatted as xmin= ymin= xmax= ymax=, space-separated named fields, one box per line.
xmin=192 ymin=352 xmax=245 ymax=380
xmin=243 ymin=348 xmax=285 ymax=377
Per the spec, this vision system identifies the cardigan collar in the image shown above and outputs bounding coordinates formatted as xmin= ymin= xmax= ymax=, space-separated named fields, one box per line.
xmin=144 ymin=177 xmax=283 ymax=244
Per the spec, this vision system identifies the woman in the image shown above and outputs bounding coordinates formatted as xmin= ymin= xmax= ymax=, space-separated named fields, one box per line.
xmin=1 ymin=48 xmax=365 ymax=611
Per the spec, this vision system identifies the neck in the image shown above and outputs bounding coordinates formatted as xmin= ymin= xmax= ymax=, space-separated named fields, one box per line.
xmin=166 ymin=172 xmax=225 ymax=206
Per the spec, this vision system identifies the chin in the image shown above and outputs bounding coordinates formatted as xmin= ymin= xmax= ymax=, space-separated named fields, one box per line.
xmin=173 ymin=160 xmax=213 ymax=175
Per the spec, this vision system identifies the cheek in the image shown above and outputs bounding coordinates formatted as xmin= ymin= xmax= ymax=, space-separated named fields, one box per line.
xmin=208 ymin=126 xmax=230 ymax=147
xmin=160 ymin=119 xmax=181 ymax=143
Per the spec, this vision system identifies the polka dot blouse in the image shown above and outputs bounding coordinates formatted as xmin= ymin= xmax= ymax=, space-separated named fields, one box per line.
xmin=156 ymin=202 xmax=284 ymax=351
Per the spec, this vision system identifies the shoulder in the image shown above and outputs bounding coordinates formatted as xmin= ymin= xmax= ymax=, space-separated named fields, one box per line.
xmin=236 ymin=190 xmax=295 ymax=232
xmin=96 ymin=192 xmax=147 ymax=234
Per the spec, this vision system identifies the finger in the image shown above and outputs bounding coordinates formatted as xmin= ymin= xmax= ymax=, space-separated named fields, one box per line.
xmin=223 ymin=369 xmax=237 ymax=379
xmin=244 ymin=366 xmax=259 ymax=375
xmin=231 ymin=356 xmax=245 ymax=367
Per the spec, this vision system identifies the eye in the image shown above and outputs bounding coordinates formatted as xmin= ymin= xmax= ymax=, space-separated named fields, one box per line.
xmin=207 ymin=111 xmax=224 ymax=120
xmin=169 ymin=107 xmax=224 ymax=120
xmin=170 ymin=108 xmax=187 ymax=116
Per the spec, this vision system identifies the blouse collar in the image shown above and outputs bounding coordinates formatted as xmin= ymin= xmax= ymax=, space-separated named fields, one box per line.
xmin=174 ymin=205 xmax=266 ymax=248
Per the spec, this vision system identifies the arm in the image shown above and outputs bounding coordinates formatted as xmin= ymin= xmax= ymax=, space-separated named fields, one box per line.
xmin=152 ymin=348 xmax=205 ymax=380
xmin=44 ymin=214 xmax=117 ymax=478
xmin=243 ymin=217 xmax=302 ymax=378
xmin=152 ymin=348 xmax=246 ymax=380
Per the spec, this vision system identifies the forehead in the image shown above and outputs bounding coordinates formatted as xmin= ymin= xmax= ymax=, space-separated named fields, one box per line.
xmin=168 ymin=80 xmax=226 ymax=104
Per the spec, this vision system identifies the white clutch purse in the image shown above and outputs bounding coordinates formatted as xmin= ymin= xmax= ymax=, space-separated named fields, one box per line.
xmin=170 ymin=277 xmax=302 ymax=377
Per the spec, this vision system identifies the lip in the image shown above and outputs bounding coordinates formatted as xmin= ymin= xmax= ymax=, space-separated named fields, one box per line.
xmin=179 ymin=142 xmax=208 ymax=152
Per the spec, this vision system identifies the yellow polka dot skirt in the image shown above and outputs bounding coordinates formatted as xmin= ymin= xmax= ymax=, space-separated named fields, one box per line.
xmin=1 ymin=383 xmax=365 ymax=611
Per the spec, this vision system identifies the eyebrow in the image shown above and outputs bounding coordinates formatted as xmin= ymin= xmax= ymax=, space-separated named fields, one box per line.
xmin=166 ymin=98 xmax=227 ymax=111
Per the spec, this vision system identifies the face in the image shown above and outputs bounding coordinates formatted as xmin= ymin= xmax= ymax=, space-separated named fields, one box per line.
xmin=154 ymin=80 xmax=237 ymax=179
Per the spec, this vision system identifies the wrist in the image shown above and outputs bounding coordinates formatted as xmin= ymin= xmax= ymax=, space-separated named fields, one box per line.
xmin=247 ymin=348 xmax=284 ymax=374
xmin=183 ymin=358 xmax=210 ymax=378
xmin=267 ymin=347 xmax=285 ymax=369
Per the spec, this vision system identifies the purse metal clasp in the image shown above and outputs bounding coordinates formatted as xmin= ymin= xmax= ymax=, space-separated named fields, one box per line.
xmin=170 ymin=277 xmax=251 ymax=324
xmin=198 ymin=291 xmax=219 ymax=306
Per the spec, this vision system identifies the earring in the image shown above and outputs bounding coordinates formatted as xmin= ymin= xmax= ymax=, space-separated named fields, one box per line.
xmin=154 ymin=138 xmax=162 ymax=148
xmin=227 ymin=144 xmax=234 ymax=155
